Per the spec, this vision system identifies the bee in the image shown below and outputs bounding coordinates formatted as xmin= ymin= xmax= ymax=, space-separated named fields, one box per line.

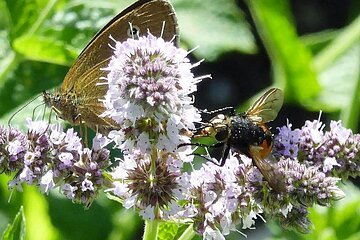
xmin=180 ymin=88 xmax=285 ymax=191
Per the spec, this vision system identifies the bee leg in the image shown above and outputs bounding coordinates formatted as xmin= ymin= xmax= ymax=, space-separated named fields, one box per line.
xmin=219 ymin=143 xmax=231 ymax=166
xmin=190 ymin=153 xmax=222 ymax=166
xmin=178 ymin=142 xmax=226 ymax=166
xmin=178 ymin=142 xmax=225 ymax=149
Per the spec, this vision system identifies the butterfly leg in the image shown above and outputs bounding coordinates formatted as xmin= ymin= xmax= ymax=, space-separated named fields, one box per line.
xmin=74 ymin=114 xmax=89 ymax=148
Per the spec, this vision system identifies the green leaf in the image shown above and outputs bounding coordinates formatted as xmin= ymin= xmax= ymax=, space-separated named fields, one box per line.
xmin=40 ymin=1 xmax=115 ymax=52
xmin=173 ymin=0 xmax=257 ymax=61
xmin=313 ymin=15 xmax=360 ymax=72
xmin=301 ymin=30 xmax=339 ymax=55
xmin=0 ymin=0 xmax=11 ymax=31
xmin=315 ymin=44 xmax=360 ymax=119
xmin=309 ymin=15 xmax=360 ymax=130
xmin=158 ymin=221 xmax=180 ymax=240
xmin=13 ymin=35 xmax=78 ymax=66
xmin=5 ymin=0 xmax=39 ymax=38
xmin=2 ymin=206 xmax=26 ymax=240
xmin=48 ymin=193 xmax=115 ymax=240
xmin=5 ymin=0 xmax=56 ymax=39
xmin=247 ymin=0 xmax=320 ymax=104
xmin=23 ymin=186 xmax=59 ymax=240
xmin=310 ymin=183 xmax=360 ymax=240
xmin=0 ymin=0 xmax=19 ymax=88
xmin=295 ymin=17 xmax=360 ymax=130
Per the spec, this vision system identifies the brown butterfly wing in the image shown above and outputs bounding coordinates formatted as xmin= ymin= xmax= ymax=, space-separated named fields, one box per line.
xmin=73 ymin=60 xmax=119 ymax=133
xmin=62 ymin=0 xmax=179 ymax=92
xmin=60 ymin=0 xmax=178 ymax=132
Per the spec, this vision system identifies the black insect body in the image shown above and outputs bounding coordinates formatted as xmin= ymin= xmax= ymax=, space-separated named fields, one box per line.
xmin=180 ymin=88 xmax=285 ymax=191
xmin=229 ymin=114 xmax=272 ymax=158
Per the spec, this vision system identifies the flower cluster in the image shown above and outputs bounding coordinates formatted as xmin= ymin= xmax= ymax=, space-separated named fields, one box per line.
xmin=274 ymin=119 xmax=360 ymax=179
xmin=108 ymin=150 xmax=188 ymax=220
xmin=101 ymin=33 xmax=206 ymax=219
xmin=101 ymin=33 xmax=204 ymax=153
xmin=0 ymin=119 xmax=110 ymax=207
xmin=99 ymin=34 xmax=352 ymax=238
xmin=179 ymin=147 xmax=346 ymax=237
xmin=183 ymin=155 xmax=264 ymax=239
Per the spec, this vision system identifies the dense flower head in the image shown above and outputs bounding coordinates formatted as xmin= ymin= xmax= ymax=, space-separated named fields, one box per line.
xmin=276 ymin=158 xmax=345 ymax=206
xmin=185 ymin=155 xmax=264 ymax=238
xmin=0 ymin=125 xmax=27 ymax=173
xmin=61 ymin=144 xmax=110 ymax=206
xmin=101 ymin=34 xmax=205 ymax=152
xmin=101 ymin=33 xmax=207 ymax=221
xmin=179 ymin=148 xmax=345 ymax=238
xmin=0 ymin=119 xmax=110 ymax=206
xmin=108 ymin=150 xmax=186 ymax=220
xmin=274 ymin=119 xmax=360 ymax=179
xmin=276 ymin=205 xmax=311 ymax=234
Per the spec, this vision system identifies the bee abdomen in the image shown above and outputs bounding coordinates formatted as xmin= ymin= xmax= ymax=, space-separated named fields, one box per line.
xmin=230 ymin=116 xmax=272 ymax=156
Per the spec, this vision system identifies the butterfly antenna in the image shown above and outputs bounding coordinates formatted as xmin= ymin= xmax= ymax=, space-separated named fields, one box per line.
xmin=41 ymin=101 xmax=47 ymax=121
xmin=200 ymin=107 xmax=235 ymax=115
xmin=31 ymin=102 xmax=46 ymax=120
xmin=8 ymin=93 xmax=42 ymax=127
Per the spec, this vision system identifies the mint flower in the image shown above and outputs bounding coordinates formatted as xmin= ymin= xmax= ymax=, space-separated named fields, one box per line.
xmin=185 ymin=155 xmax=263 ymax=238
xmin=109 ymin=150 xmax=186 ymax=220
xmin=102 ymin=33 xmax=206 ymax=220
xmin=1 ymin=119 xmax=110 ymax=207
xmin=274 ymin=119 xmax=360 ymax=179
xmin=0 ymin=125 xmax=27 ymax=173
xmin=101 ymin=33 xmax=206 ymax=152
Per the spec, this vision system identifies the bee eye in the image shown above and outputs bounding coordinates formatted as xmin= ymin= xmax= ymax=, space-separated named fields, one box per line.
xmin=215 ymin=129 xmax=229 ymax=142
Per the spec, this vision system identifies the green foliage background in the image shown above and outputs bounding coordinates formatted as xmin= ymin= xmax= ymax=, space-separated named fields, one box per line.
xmin=0 ymin=0 xmax=359 ymax=239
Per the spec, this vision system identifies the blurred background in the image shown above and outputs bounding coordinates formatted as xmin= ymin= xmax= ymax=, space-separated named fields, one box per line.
xmin=0 ymin=0 xmax=359 ymax=239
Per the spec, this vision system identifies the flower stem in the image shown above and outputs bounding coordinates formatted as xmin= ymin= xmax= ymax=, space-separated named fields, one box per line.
xmin=143 ymin=219 xmax=159 ymax=240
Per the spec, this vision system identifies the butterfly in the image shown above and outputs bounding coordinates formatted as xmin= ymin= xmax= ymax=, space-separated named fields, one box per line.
xmin=43 ymin=0 xmax=179 ymax=134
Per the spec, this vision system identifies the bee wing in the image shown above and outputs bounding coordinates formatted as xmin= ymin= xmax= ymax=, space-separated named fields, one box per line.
xmin=246 ymin=88 xmax=284 ymax=123
xmin=249 ymin=146 xmax=285 ymax=192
